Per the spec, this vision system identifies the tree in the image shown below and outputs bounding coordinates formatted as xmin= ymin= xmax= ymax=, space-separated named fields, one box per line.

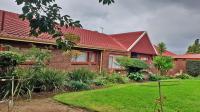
xmin=15 ymin=0 xmax=114 ymax=51
xmin=187 ymin=39 xmax=200 ymax=54
xmin=16 ymin=0 xmax=114 ymax=37
xmin=157 ymin=42 xmax=166 ymax=56
xmin=153 ymin=56 xmax=173 ymax=75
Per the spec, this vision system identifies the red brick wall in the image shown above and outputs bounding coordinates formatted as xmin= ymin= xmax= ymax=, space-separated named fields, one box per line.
xmin=169 ymin=58 xmax=200 ymax=75
xmin=101 ymin=50 xmax=129 ymax=73
xmin=1 ymin=39 xmax=130 ymax=73
xmin=48 ymin=50 xmax=101 ymax=72
xmin=168 ymin=59 xmax=186 ymax=75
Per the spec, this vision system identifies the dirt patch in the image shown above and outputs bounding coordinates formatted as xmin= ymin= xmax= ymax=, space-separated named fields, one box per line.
xmin=0 ymin=98 xmax=88 ymax=112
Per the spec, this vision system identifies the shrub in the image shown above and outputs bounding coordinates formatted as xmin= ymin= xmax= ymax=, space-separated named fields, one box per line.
xmin=128 ymin=72 xmax=144 ymax=81
xmin=153 ymin=56 xmax=173 ymax=75
xmin=67 ymin=68 xmax=96 ymax=84
xmin=17 ymin=68 xmax=66 ymax=92
xmin=67 ymin=81 xmax=90 ymax=91
xmin=34 ymin=68 xmax=67 ymax=91
xmin=186 ymin=60 xmax=200 ymax=77
xmin=93 ymin=76 xmax=107 ymax=86
xmin=105 ymin=73 xmax=129 ymax=84
xmin=176 ymin=73 xmax=192 ymax=79
xmin=0 ymin=51 xmax=25 ymax=76
xmin=117 ymin=56 xmax=148 ymax=74
xmin=149 ymin=74 xmax=172 ymax=81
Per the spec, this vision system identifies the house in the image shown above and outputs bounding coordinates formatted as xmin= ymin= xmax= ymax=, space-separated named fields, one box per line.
xmin=0 ymin=10 xmax=157 ymax=73
xmin=154 ymin=45 xmax=200 ymax=75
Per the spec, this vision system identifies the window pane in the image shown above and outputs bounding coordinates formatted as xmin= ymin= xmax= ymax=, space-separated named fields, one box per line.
xmin=109 ymin=56 xmax=113 ymax=68
xmin=71 ymin=52 xmax=87 ymax=62
xmin=89 ymin=52 xmax=96 ymax=62
xmin=109 ymin=55 xmax=122 ymax=69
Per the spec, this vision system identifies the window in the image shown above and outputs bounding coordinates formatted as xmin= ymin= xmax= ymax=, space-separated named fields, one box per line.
xmin=109 ymin=55 xmax=122 ymax=69
xmin=71 ymin=52 xmax=87 ymax=62
xmin=89 ymin=52 xmax=96 ymax=63
xmin=71 ymin=51 xmax=97 ymax=64
xmin=140 ymin=57 xmax=148 ymax=61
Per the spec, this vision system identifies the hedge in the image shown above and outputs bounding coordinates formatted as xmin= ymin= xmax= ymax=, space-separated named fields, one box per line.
xmin=186 ymin=60 xmax=200 ymax=77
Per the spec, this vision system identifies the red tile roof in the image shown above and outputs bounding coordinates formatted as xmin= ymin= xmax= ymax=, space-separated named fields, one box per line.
xmin=154 ymin=45 xmax=200 ymax=59
xmin=111 ymin=32 xmax=157 ymax=55
xmin=154 ymin=45 xmax=176 ymax=56
xmin=110 ymin=32 xmax=144 ymax=49
xmin=0 ymin=10 xmax=126 ymax=51
xmin=130 ymin=33 xmax=157 ymax=55
xmin=0 ymin=10 xmax=157 ymax=53
xmin=173 ymin=54 xmax=200 ymax=59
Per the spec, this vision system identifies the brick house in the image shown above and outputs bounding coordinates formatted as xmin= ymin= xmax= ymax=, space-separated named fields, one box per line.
xmin=154 ymin=45 xmax=200 ymax=75
xmin=0 ymin=10 xmax=157 ymax=73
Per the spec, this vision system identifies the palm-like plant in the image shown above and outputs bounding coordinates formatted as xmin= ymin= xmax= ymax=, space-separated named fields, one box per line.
xmin=157 ymin=42 xmax=167 ymax=56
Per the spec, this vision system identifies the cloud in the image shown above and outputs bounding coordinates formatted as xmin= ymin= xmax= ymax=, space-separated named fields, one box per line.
xmin=1 ymin=0 xmax=200 ymax=54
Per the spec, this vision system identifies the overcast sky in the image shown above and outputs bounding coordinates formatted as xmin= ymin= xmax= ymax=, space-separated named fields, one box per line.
xmin=1 ymin=0 xmax=200 ymax=54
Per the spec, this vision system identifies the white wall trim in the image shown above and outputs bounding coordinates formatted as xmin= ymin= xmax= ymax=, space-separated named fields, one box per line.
xmin=127 ymin=31 xmax=146 ymax=51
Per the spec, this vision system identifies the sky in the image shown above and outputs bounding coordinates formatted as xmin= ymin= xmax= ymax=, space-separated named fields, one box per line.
xmin=1 ymin=0 xmax=200 ymax=54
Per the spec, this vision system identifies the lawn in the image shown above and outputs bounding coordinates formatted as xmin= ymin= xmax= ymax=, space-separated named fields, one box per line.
xmin=54 ymin=80 xmax=200 ymax=112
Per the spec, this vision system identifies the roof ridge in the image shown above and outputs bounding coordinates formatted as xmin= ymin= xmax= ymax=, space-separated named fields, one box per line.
xmin=111 ymin=37 xmax=127 ymax=50
xmin=110 ymin=31 xmax=145 ymax=36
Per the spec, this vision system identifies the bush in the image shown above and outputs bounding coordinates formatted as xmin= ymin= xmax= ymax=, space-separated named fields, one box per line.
xmin=153 ymin=56 xmax=173 ymax=75
xmin=34 ymin=68 xmax=66 ymax=91
xmin=67 ymin=68 xmax=96 ymax=84
xmin=176 ymin=73 xmax=192 ymax=79
xmin=128 ymin=72 xmax=144 ymax=81
xmin=93 ymin=76 xmax=107 ymax=86
xmin=186 ymin=60 xmax=200 ymax=77
xmin=0 ymin=51 xmax=25 ymax=76
xmin=105 ymin=73 xmax=129 ymax=84
xmin=20 ymin=68 xmax=66 ymax=91
xmin=116 ymin=56 xmax=148 ymax=73
xmin=67 ymin=81 xmax=90 ymax=91
xmin=149 ymin=74 xmax=172 ymax=81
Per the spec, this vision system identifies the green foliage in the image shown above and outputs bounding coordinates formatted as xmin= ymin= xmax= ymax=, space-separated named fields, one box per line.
xmin=1 ymin=67 xmax=66 ymax=99
xmin=15 ymin=0 xmax=114 ymax=52
xmin=56 ymin=33 xmax=80 ymax=51
xmin=67 ymin=81 xmax=90 ymax=91
xmin=149 ymin=74 xmax=172 ymax=81
xmin=67 ymin=68 xmax=96 ymax=84
xmin=93 ymin=76 xmax=107 ymax=86
xmin=15 ymin=0 xmax=114 ymax=35
xmin=153 ymin=56 xmax=173 ymax=75
xmin=31 ymin=68 xmax=67 ymax=92
xmin=117 ymin=56 xmax=148 ymax=73
xmin=15 ymin=0 xmax=82 ymax=37
xmin=176 ymin=73 xmax=192 ymax=79
xmin=187 ymin=39 xmax=200 ymax=54
xmin=128 ymin=72 xmax=144 ymax=81
xmin=186 ymin=60 xmax=200 ymax=77
xmin=25 ymin=46 xmax=51 ymax=67
xmin=105 ymin=73 xmax=129 ymax=84
xmin=157 ymin=42 xmax=167 ymax=56
xmin=0 ymin=51 xmax=25 ymax=76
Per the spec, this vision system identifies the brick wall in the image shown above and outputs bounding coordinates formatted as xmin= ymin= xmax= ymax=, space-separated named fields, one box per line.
xmin=101 ymin=50 xmax=129 ymax=73
xmin=48 ymin=49 xmax=101 ymax=72
xmin=1 ymin=39 xmax=130 ymax=73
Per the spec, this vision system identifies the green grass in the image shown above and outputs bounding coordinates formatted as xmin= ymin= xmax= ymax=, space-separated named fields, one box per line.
xmin=54 ymin=80 xmax=200 ymax=112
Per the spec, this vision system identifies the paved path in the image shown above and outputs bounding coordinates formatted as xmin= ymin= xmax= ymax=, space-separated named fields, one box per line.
xmin=0 ymin=98 xmax=88 ymax=112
